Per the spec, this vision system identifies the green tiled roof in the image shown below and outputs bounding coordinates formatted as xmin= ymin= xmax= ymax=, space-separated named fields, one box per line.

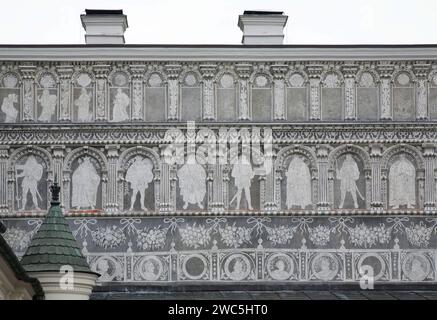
xmin=20 ymin=182 xmax=95 ymax=274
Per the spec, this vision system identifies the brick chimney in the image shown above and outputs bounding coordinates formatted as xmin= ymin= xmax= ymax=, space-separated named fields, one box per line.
xmin=238 ymin=11 xmax=288 ymax=45
xmin=80 ymin=9 xmax=128 ymax=44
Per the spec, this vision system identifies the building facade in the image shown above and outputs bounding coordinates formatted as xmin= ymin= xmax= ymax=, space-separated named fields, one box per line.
xmin=1 ymin=11 xmax=437 ymax=291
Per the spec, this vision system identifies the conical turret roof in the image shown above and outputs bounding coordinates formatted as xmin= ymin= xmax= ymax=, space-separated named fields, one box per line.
xmin=20 ymin=182 xmax=96 ymax=274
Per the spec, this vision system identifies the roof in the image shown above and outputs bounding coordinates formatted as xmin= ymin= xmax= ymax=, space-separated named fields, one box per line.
xmin=0 ymin=221 xmax=44 ymax=299
xmin=20 ymin=183 xmax=97 ymax=275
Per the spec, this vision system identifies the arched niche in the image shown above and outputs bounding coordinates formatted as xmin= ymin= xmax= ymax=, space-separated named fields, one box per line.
xmin=179 ymin=68 xmax=202 ymax=122
xmin=71 ymin=70 xmax=95 ymax=123
xmin=285 ymin=69 xmax=309 ymax=121
xmin=145 ymin=67 xmax=167 ymax=122
xmin=392 ymin=69 xmax=416 ymax=121
xmin=0 ymin=70 xmax=21 ymax=124
xmin=63 ymin=147 xmax=108 ymax=212
xmin=117 ymin=146 xmax=161 ymax=212
xmin=275 ymin=145 xmax=318 ymax=210
xmin=249 ymin=67 xmax=273 ymax=122
xmin=321 ymin=68 xmax=344 ymax=121
xmin=328 ymin=145 xmax=371 ymax=210
xmin=381 ymin=145 xmax=425 ymax=210
xmin=8 ymin=146 xmax=53 ymax=212
xmin=35 ymin=70 xmax=58 ymax=123
xmin=215 ymin=68 xmax=238 ymax=122
xmin=108 ymin=69 xmax=131 ymax=123
xmin=356 ymin=69 xmax=380 ymax=121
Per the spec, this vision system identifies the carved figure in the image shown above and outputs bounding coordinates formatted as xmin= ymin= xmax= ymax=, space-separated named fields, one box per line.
xmin=15 ymin=155 xmax=43 ymax=211
xmin=177 ymin=154 xmax=206 ymax=209
xmin=72 ymin=157 xmax=100 ymax=209
xmin=389 ymin=154 xmax=416 ymax=209
xmin=286 ymin=156 xmax=312 ymax=209
xmin=230 ymin=155 xmax=254 ymax=210
xmin=75 ymin=88 xmax=92 ymax=122
xmin=125 ymin=156 xmax=154 ymax=211
xmin=37 ymin=89 xmax=57 ymax=122
xmin=1 ymin=93 xmax=18 ymax=122
xmin=337 ymin=154 xmax=363 ymax=209
xmin=111 ymin=88 xmax=130 ymax=122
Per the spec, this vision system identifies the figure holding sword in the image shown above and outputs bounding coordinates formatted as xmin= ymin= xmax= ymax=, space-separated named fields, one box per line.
xmin=15 ymin=155 xmax=43 ymax=211
xmin=337 ymin=154 xmax=363 ymax=209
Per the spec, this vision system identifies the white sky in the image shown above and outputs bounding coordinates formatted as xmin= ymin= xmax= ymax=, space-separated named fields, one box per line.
xmin=0 ymin=0 xmax=435 ymax=44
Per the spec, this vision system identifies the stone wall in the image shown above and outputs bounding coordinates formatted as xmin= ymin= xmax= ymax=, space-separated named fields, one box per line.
xmin=1 ymin=59 xmax=437 ymax=286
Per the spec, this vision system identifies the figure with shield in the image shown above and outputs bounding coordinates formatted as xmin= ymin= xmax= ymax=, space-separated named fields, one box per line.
xmin=15 ymin=155 xmax=43 ymax=210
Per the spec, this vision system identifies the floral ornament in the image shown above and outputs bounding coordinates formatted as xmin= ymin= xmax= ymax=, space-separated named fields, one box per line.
xmin=348 ymin=223 xmax=390 ymax=248
xmin=219 ymin=224 xmax=251 ymax=248
xmin=266 ymin=225 xmax=295 ymax=246
xmin=137 ymin=226 xmax=167 ymax=250
xmin=308 ymin=225 xmax=331 ymax=247
xmin=179 ymin=223 xmax=211 ymax=249
xmin=405 ymin=222 xmax=432 ymax=248
xmin=3 ymin=227 xmax=33 ymax=251
xmin=91 ymin=226 xmax=126 ymax=249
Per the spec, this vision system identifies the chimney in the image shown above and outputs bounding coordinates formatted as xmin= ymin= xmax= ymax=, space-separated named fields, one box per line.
xmin=80 ymin=9 xmax=128 ymax=44
xmin=238 ymin=11 xmax=288 ymax=45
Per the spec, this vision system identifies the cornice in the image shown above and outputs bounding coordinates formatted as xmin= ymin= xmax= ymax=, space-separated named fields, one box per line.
xmin=3 ymin=45 xmax=437 ymax=61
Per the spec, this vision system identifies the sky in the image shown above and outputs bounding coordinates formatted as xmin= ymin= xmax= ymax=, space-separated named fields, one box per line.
xmin=0 ymin=0 xmax=435 ymax=45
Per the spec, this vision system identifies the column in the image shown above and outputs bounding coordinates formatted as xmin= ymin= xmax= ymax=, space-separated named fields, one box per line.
xmin=342 ymin=64 xmax=359 ymax=120
xmin=130 ymin=64 xmax=146 ymax=121
xmin=370 ymin=144 xmax=383 ymax=212
xmin=414 ymin=63 xmax=430 ymax=120
xmin=0 ymin=147 xmax=9 ymax=214
xmin=377 ymin=65 xmax=394 ymax=120
xmin=200 ymin=64 xmax=217 ymax=120
xmin=159 ymin=146 xmax=173 ymax=213
xmin=235 ymin=63 xmax=252 ymax=121
xmin=316 ymin=145 xmax=329 ymax=211
xmin=93 ymin=64 xmax=110 ymax=122
xmin=271 ymin=64 xmax=288 ymax=120
xmin=19 ymin=65 xmax=36 ymax=122
xmin=105 ymin=145 xmax=120 ymax=214
xmin=423 ymin=143 xmax=436 ymax=212
xmin=57 ymin=65 xmax=74 ymax=122
xmin=165 ymin=64 xmax=181 ymax=121
xmin=307 ymin=65 xmax=323 ymax=120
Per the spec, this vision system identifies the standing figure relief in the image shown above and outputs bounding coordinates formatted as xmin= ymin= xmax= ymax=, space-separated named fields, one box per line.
xmin=1 ymin=93 xmax=18 ymax=123
xmin=285 ymin=156 xmax=312 ymax=209
xmin=37 ymin=89 xmax=57 ymax=122
xmin=125 ymin=156 xmax=154 ymax=211
xmin=75 ymin=88 xmax=92 ymax=122
xmin=230 ymin=155 xmax=255 ymax=210
xmin=72 ymin=157 xmax=101 ymax=210
xmin=337 ymin=154 xmax=363 ymax=209
xmin=389 ymin=154 xmax=416 ymax=209
xmin=15 ymin=155 xmax=43 ymax=211
xmin=177 ymin=153 xmax=206 ymax=210
xmin=111 ymin=88 xmax=130 ymax=122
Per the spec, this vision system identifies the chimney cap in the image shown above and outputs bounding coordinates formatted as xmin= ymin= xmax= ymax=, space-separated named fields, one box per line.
xmin=243 ymin=10 xmax=284 ymax=15
xmin=238 ymin=10 xmax=288 ymax=45
xmin=85 ymin=9 xmax=124 ymax=15
xmin=81 ymin=9 xmax=128 ymax=44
